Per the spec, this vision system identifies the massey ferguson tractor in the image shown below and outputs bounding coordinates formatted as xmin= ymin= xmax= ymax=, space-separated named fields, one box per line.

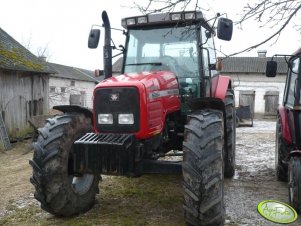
xmin=30 ymin=10 xmax=235 ymax=225
xmin=266 ymin=50 xmax=301 ymax=213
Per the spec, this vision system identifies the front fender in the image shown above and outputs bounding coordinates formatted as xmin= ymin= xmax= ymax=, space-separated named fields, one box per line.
xmin=187 ymin=97 xmax=225 ymax=113
xmin=278 ymin=106 xmax=292 ymax=144
xmin=53 ymin=105 xmax=93 ymax=124
xmin=289 ymin=150 xmax=301 ymax=158
xmin=211 ymin=75 xmax=231 ymax=100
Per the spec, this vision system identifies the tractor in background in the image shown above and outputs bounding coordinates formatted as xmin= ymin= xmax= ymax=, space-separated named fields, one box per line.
xmin=30 ymin=9 xmax=235 ymax=225
xmin=266 ymin=49 xmax=301 ymax=212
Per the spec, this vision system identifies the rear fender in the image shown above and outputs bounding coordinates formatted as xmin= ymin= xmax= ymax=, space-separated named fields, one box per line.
xmin=278 ymin=106 xmax=292 ymax=144
xmin=53 ymin=105 xmax=93 ymax=124
xmin=211 ymin=75 xmax=231 ymax=100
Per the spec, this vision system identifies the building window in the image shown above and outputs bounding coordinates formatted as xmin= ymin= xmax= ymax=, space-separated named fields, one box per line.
xmin=61 ymin=87 xmax=66 ymax=93
xmin=50 ymin=87 xmax=56 ymax=93
xmin=71 ymin=80 xmax=75 ymax=86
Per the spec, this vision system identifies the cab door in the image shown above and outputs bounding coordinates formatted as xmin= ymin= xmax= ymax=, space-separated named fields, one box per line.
xmin=284 ymin=57 xmax=301 ymax=147
xmin=198 ymin=26 xmax=218 ymax=97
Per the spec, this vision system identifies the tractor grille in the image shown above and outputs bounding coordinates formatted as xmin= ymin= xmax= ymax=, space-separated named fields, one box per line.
xmin=94 ymin=87 xmax=140 ymax=133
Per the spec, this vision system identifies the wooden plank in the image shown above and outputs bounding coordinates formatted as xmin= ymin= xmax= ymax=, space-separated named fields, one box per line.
xmin=0 ymin=113 xmax=11 ymax=151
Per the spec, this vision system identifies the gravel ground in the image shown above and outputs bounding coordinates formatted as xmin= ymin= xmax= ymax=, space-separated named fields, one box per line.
xmin=225 ymin=120 xmax=301 ymax=225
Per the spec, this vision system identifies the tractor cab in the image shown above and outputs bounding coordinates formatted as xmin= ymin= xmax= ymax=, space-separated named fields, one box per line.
xmin=122 ymin=12 xmax=216 ymax=104
xmin=89 ymin=11 xmax=233 ymax=113
xmin=266 ymin=52 xmax=301 ymax=148
xmin=266 ymin=51 xmax=301 ymax=109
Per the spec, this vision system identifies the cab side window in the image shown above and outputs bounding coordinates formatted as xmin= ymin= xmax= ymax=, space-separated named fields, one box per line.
xmin=201 ymin=27 xmax=217 ymax=77
xmin=286 ymin=58 xmax=300 ymax=107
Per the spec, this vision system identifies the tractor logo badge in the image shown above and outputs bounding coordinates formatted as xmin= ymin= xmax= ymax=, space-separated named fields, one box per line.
xmin=110 ymin=93 xmax=119 ymax=101
xmin=257 ymin=200 xmax=297 ymax=224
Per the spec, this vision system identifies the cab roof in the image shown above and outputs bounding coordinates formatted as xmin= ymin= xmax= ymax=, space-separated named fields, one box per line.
xmin=121 ymin=11 xmax=213 ymax=32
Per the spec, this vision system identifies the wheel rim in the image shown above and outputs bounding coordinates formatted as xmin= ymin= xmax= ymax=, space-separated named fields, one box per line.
xmin=71 ymin=174 xmax=95 ymax=195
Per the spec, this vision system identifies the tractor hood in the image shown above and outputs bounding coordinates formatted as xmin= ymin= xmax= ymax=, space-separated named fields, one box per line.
xmin=94 ymin=71 xmax=179 ymax=93
xmin=93 ymin=70 xmax=181 ymax=139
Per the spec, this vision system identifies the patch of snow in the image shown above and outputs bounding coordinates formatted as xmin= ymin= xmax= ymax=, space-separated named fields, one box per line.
xmin=237 ymin=120 xmax=276 ymax=134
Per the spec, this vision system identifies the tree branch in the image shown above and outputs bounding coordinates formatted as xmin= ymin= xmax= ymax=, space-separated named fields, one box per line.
xmin=229 ymin=2 xmax=301 ymax=56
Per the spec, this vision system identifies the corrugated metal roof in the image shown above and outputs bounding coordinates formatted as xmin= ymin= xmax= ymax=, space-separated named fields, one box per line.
xmin=0 ymin=27 xmax=53 ymax=73
xmin=220 ymin=57 xmax=288 ymax=74
xmin=47 ymin=62 xmax=102 ymax=83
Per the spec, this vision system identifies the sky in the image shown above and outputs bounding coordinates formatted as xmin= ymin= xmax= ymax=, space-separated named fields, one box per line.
xmin=1 ymin=0 xmax=300 ymax=70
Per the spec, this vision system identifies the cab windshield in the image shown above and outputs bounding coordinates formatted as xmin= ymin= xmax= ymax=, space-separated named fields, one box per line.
xmin=124 ymin=26 xmax=199 ymax=78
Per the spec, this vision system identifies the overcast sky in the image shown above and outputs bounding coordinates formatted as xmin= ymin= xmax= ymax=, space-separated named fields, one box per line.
xmin=1 ymin=0 xmax=300 ymax=70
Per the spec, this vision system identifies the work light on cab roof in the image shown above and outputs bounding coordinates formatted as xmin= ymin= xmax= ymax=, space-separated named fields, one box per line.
xmin=121 ymin=11 xmax=233 ymax=41
xmin=122 ymin=11 xmax=203 ymax=27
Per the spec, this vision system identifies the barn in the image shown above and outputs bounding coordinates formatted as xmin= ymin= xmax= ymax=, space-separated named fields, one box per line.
xmin=0 ymin=27 xmax=53 ymax=137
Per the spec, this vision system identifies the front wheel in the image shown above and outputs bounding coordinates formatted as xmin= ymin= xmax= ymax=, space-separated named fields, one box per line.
xmin=30 ymin=113 xmax=100 ymax=216
xmin=289 ymin=156 xmax=301 ymax=213
xmin=182 ymin=109 xmax=224 ymax=225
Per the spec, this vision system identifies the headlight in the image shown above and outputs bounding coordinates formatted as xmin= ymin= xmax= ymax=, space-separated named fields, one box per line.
xmin=98 ymin=114 xmax=113 ymax=124
xmin=118 ymin=114 xmax=134 ymax=124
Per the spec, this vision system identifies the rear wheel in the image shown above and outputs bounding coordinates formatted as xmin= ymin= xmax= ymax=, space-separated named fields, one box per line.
xmin=182 ymin=109 xmax=224 ymax=226
xmin=30 ymin=113 xmax=100 ymax=216
xmin=224 ymin=89 xmax=236 ymax=178
xmin=275 ymin=117 xmax=290 ymax=182
xmin=288 ymin=156 xmax=301 ymax=213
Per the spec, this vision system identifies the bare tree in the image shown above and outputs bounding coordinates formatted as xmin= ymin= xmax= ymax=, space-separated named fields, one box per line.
xmin=21 ymin=36 xmax=52 ymax=60
xmin=232 ymin=0 xmax=301 ymax=56
xmin=135 ymin=0 xmax=301 ymax=56
xmin=36 ymin=43 xmax=51 ymax=59
xmin=133 ymin=0 xmax=202 ymax=13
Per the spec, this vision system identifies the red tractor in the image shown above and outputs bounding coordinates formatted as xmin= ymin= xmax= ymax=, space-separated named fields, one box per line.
xmin=266 ymin=50 xmax=301 ymax=212
xmin=30 ymin=10 xmax=235 ymax=225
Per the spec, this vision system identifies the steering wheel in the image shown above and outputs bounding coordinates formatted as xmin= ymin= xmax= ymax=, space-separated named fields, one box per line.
xmin=161 ymin=55 xmax=182 ymax=75
xmin=161 ymin=55 xmax=192 ymax=77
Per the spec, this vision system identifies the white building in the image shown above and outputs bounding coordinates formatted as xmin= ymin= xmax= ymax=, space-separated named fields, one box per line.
xmin=220 ymin=56 xmax=288 ymax=117
xmin=47 ymin=63 xmax=103 ymax=109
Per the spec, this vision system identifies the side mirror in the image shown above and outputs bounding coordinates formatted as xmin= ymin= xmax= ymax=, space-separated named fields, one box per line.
xmin=266 ymin=61 xmax=277 ymax=77
xmin=217 ymin=18 xmax=233 ymax=41
xmin=88 ymin=29 xmax=101 ymax=49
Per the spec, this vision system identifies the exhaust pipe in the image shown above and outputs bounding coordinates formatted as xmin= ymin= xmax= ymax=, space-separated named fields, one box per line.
xmin=102 ymin=11 xmax=112 ymax=79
